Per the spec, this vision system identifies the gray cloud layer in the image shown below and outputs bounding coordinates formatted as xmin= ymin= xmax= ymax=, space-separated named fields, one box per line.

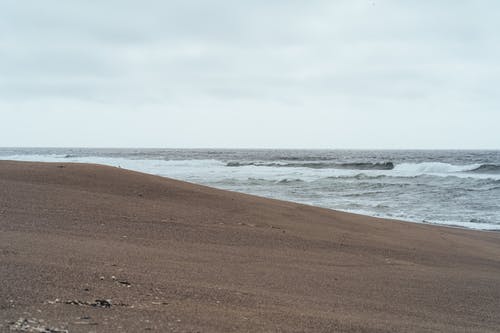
xmin=1 ymin=1 xmax=499 ymax=148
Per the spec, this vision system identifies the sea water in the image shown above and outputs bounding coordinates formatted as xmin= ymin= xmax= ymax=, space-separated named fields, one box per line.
xmin=1 ymin=148 xmax=499 ymax=230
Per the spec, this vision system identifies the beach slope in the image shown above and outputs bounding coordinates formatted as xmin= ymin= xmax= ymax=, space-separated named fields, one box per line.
xmin=1 ymin=160 xmax=499 ymax=332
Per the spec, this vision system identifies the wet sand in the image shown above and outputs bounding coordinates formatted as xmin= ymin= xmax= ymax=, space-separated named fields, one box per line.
xmin=1 ymin=160 xmax=499 ymax=332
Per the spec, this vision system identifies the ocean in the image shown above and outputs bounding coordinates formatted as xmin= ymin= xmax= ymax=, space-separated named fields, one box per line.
xmin=1 ymin=148 xmax=499 ymax=230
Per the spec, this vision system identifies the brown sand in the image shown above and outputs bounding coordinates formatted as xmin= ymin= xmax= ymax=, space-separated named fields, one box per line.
xmin=1 ymin=160 xmax=499 ymax=332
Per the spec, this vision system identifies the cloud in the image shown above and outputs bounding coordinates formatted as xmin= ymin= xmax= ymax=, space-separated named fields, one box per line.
xmin=1 ymin=0 xmax=499 ymax=148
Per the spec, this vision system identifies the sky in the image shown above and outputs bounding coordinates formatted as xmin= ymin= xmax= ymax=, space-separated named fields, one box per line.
xmin=1 ymin=0 xmax=499 ymax=149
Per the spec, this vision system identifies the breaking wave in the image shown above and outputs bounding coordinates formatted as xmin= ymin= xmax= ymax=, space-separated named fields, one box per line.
xmin=226 ymin=161 xmax=395 ymax=170
xmin=393 ymin=162 xmax=480 ymax=174
xmin=226 ymin=161 xmax=500 ymax=176
xmin=393 ymin=162 xmax=500 ymax=176
xmin=469 ymin=164 xmax=500 ymax=174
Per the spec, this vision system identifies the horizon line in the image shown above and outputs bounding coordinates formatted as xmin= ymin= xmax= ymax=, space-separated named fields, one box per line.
xmin=1 ymin=146 xmax=500 ymax=151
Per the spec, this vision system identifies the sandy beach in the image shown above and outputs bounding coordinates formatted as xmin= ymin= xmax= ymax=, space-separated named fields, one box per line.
xmin=1 ymin=160 xmax=499 ymax=332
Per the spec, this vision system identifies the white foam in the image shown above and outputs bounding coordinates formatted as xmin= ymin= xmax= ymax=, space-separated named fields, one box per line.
xmin=393 ymin=162 xmax=480 ymax=175
xmin=384 ymin=162 xmax=500 ymax=180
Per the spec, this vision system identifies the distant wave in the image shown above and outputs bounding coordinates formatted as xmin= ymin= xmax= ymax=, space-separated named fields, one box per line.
xmin=225 ymin=177 xmax=305 ymax=185
xmin=393 ymin=162 xmax=500 ymax=175
xmin=226 ymin=161 xmax=500 ymax=176
xmin=226 ymin=161 xmax=395 ymax=170
xmin=276 ymin=178 xmax=304 ymax=184
xmin=330 ymin=174 xmax=388 ymax=180
xmin=392 ymin=162 xmax=480 ymax=174
xmin=469 ymin=164 xmax=500 ymax=174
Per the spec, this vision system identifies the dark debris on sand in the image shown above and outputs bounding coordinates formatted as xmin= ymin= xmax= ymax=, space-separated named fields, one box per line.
xmin=9 ymin=318 xmax=68 ymax=333
xmin=63 ymin=299 xmax=126 ymax=308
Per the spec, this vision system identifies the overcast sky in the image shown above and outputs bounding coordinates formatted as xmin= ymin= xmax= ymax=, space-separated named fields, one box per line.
xmin=1 ymin=1 xmax=499 ymax=149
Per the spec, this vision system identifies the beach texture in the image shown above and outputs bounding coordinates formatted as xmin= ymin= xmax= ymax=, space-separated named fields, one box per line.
xmin=1 ymin=160 xmax=499 ymax=332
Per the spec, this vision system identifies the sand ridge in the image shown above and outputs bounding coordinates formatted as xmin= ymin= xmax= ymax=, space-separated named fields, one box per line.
xmin=1 ymin=160 xmax=499 ymax=332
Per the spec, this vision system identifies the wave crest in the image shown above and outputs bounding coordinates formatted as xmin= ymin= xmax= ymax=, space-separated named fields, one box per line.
xmin=226 ymin=161 xmax=394 ymax=170
xmin=469 ymin=164 xmax=500 ymax=174
xmin=393 ymin=162 xmax=480 ymax=174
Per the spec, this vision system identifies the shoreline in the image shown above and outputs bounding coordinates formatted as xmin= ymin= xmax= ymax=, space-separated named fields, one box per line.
xmin=2 ymin=158 xmax=498 ymax=233
xmin=0 ymin=158 xmax=500 ymax=232
xmin=1 ymin=160 xmax=500 ymax=332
